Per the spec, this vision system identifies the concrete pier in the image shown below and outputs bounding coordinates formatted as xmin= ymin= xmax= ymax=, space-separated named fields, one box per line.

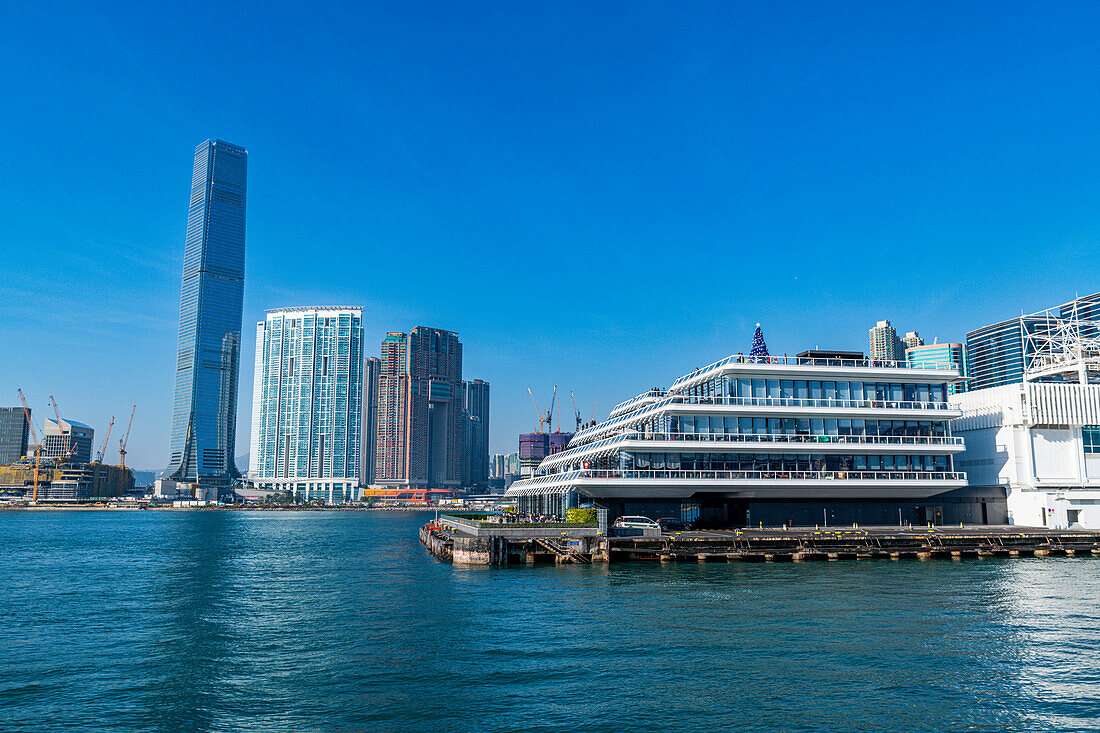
xmin=422 ymin=522 xmax=1100 ymax=567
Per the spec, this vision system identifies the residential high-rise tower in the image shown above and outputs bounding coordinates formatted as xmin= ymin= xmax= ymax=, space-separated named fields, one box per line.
xmin=167 ymin=140 xmax=247 ymax=486
xmin=868 ymin=320 xmax=905 ymax=362
xmin=248 ymin=307 xmax=363 ymax=503
xmin=361 ymin=356 xmax=381 ymax=486
xmin=375 ymin=327 xmax=466 ymax=488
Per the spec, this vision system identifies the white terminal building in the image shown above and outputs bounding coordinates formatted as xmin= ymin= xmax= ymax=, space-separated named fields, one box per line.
xmin=950 ymin=304 xmax=1100 ymax=529
xmin=506 ymin=332 xmax=982 ymax=527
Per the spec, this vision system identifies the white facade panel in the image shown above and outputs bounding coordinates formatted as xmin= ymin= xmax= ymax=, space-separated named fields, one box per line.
xmin=1030 ymin=429 xmax=1078 ymax=482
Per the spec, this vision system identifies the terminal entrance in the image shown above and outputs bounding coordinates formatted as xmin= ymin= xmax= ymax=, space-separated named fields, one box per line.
xmin=682 ymin=498 xmax=749 ymax=529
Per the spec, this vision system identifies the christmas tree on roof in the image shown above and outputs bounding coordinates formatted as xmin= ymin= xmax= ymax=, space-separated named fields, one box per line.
xmin=749 ymin=323 xmax=769 ymax=362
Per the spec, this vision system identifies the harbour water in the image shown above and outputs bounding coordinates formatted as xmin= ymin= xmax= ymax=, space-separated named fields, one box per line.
xmin=1 ymin=510 xmax=1098 ymax=732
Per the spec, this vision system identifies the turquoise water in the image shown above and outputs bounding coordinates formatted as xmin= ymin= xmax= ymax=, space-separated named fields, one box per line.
xmin=1 ymin=510 xmax=1098 ymax=732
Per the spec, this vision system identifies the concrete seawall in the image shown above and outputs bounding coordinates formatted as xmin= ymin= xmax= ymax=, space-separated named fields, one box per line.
xmin=422 ymin=523 xmax=1100 ymax=566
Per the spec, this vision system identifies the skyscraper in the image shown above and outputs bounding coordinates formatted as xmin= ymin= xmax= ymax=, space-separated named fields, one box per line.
xmin=361 ymin=356 xmax=381 ymax=486
xmin=869 ymin=320 xmax=905 ymax=362
xmin=248 ymin=307 xmax=363 ymax=503
xmin=462 ymin=379 xmax=490 ymax=490
xmin=375 ymin=327 xmax=466 ymax=488
xmin=167 ymin=140 xmax=247 ymax=487
xmin=902 ymin=331 xmax=924 ymax=349
xmin=0 ymin=407 xmax=29 ymax=465
xmin=376 ymin=332 xmax=410 ymax=484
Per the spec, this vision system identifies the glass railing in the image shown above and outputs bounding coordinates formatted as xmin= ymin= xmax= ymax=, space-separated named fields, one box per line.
xmin=608 ymin=389 xmax=667 ymax=418
xmin=674 ymin=395 xmax=954 ymax=410
xmin=616 ymin=432 xmax=964 ymax=446
xmin=509 ymin=468 xmax=967 ymax=491
xmin=671 ymin=354 xmax=959 ymax=387
xmin=538 ymin=431 xmax=963 ymax=471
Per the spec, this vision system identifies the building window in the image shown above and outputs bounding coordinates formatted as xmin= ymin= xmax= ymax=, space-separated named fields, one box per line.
xmin=1084 ymin=426 xmax=1100 ymax=454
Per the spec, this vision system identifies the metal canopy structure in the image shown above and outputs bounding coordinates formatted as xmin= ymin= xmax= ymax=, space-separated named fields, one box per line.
xmin=1023 ymin=298 xmax=1100 ymax=384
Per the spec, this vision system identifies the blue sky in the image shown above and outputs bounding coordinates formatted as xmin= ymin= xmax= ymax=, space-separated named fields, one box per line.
xmin=2 ymin=1 xmax=1098 ymax=468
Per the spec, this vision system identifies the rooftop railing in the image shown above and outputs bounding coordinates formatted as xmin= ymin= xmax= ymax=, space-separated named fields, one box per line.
xmin=671 ymin=354 xmax=959 ymax=388
xmin=673 ymin=395 xmax=956 ymax=411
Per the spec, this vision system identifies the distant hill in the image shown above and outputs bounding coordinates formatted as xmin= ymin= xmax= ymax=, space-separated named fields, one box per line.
xmin=130 ymin=470 xmax=156 ymax=487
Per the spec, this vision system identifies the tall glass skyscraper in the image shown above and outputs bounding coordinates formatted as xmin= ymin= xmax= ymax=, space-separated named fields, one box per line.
xmin=248 ymin=307 xmax=363 ymax=503
xmin=167 ymin=140 xmax=247 ymax=486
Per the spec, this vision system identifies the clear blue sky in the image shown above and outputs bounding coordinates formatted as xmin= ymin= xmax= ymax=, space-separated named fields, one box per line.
xmin=2 ymin=1 xmax=1098 ymax=469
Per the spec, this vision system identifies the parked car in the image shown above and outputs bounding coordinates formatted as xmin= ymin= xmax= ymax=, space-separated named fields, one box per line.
xmin=612 ymin=515 xmax=660 ymax=529
xmin=656 ymin=517 xmax=689 ymax=532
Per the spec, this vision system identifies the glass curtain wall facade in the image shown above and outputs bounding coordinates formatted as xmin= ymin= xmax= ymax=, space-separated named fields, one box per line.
xmin=167 ymin=140 xmax=247 ymax=486
xmin=462 ymin=379 xmax=490 ymax=490
xmin=0 ymin=407 xmax=29 ymax=465
xmin=249 ymin=307 xmax=363 ymax=503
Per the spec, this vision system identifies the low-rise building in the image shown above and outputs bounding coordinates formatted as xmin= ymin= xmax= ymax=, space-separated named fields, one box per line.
xmin=951 ymin=382 xmax=1100 ymax=529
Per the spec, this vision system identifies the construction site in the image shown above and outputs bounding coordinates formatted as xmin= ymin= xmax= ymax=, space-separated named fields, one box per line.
xmin=0 ymin=391 xmax=137 ymax=503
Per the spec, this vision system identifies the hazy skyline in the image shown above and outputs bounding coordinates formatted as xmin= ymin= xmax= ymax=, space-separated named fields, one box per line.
xmin=2 ymin=1 xmax=1099 ymax=468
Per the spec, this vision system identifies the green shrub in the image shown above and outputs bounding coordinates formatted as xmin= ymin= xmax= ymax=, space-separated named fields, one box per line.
xmin=566 ymin=507 xmax=598 ymax=524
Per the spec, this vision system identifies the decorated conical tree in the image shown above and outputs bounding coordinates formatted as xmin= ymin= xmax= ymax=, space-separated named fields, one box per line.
xmin=749 ymin=323 xmax=769 ymax=362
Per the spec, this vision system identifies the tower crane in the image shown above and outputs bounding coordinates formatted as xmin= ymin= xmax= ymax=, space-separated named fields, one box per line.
xmin=49 ymin=395 xmax=72 ymax=462
xmin=17 ymin=389 xmax=42 ymax=503
xmin=546 ymin=385 xmax=558 ymax=433
xmin=527 ymin=388 xmax=545 ymax=433
xmin=570 ymin=391 xmax=582 ymax=433
xmin=95 ymin=416 xmax=115 ymax=463
xmin=118 ymin=406 xmax=136 ymax=469
xmin=590 ymin=401 xmax=599 ymax=427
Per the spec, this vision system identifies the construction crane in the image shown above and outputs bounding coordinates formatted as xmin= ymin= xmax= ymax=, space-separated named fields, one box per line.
xmin=546 ymin=385 xmax=558 ymax=433
xmin=526 ymin=388 xmax=545 ymax=433
xmin=17 ymin=389 xmax=42 ymax=503
xmin=590 ymin=401 xmax=599 ymax=427
xmin=49 ymin=395 xmax=72 ymax=462
xmin=95 ymin=416 xmax=115 ymax=463
xmin=570 ymin=391 xmax=582 ymax=432
xmin=118 ymin=405 xmax=136 ymax=469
